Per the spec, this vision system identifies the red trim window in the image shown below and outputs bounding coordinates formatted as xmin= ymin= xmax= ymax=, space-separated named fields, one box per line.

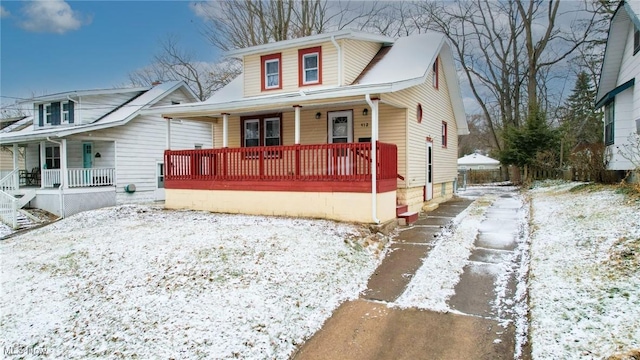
xmin=261 ymin=53 xmax=282 ymax=91
xmin=433 ymin=57 xmax=439 ymax=89
xmin=298 ymin=46 xmax=322 ymax=86
xmin=442 ymin=121 xmax=448 ymax=148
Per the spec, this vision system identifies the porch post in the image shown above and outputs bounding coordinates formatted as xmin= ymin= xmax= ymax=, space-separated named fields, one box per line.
xmin=165 ymin=117 xmax=171 ymax=150
xmin=40 ymin=141 xmax=46 ymax=189
xmin=293 ymin=105 xmax=301 ymax=144
xmin=60 ymin=139 xmax=69 ymax=189
xmin=12 ymin=144 xmax=18 ymax=170
xmin=222 ymin=113 xmax=229 ymax=148
xmin=365 ymin=94 xmax=380 ymax=223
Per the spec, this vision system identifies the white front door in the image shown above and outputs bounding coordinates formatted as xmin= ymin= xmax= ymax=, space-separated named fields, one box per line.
xmin=426 ymin=140 xmax=433 ymax=201
xmin=155 ymin=162 xmax=165 ymax=201
xmin=327 ymin=111 xmax=353 ymax=175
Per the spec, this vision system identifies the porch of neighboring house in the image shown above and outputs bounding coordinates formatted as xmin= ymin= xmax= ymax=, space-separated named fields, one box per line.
xmin=163 ymin=98 xmax=414 ymax=224
xmin=0 ymin=139 xmax=117 ymax=228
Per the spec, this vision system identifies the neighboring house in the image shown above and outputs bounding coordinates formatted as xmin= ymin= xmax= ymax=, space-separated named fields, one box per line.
xmin=596 ymin=0 xmax=640 ymax=172
xmin=0 ymin=81 xmax=213 ymax=227
xmin=457 ymin=153 xmax=501 ymax=170
xmin=151 ymin=30 xmax=468 ymax=224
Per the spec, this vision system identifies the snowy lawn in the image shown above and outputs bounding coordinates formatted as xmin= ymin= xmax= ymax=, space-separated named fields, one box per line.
xmin=0 ymin=205 xmax=386 ymax=359
xmin=529 ymin=182 xmax=640 ymax=359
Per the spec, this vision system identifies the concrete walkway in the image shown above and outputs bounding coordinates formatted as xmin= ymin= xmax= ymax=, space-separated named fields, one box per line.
xmin=293 ymin=187 xmax=530 ymax=360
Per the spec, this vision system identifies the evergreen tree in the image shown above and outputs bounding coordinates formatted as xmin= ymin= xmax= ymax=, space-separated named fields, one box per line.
xmin=500 ymin=109 xmax=560 ymax=173
xmin=560 ymin=71 xmax=603 ymax=148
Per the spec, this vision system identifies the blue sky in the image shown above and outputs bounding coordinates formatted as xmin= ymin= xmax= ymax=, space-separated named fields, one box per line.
xmin=0 ymin=0 xmax=219 ymax=105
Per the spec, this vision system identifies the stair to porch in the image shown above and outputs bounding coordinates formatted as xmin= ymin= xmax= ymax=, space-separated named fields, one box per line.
xmin=396 ymin=204 xmax=418 ymax=226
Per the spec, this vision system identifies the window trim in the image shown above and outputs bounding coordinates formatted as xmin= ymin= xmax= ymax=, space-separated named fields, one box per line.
xmin=298 ymin=46 xmax=322 ymax=86
xmin=433 ymin=57 xmax=439 ymax=89
xmin=442 ymin=121 xmax=448 ymax=148
xmin=45 ymin=105 xmax=53 ymax=124
xmin=241 ymin=114 xmax=283 ymax=148
xmin=45 ymin=145 xmax=61 ymax=169
xmin=604 ymin=101 xmax=615 ymax=146
xmin=261 ymin=53 xmax=282 ymax=91
xmin=39 ymin=101 xmax=73 ymax=127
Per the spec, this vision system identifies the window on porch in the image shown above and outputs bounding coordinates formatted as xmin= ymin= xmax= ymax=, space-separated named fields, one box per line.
xmin=45 ymin=146 xmax=61 ymax=169
xmin=242 ymin=116 xmax=281 ymax=147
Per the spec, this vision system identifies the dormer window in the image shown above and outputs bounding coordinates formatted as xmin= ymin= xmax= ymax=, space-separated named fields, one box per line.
xmin=261 ymin=53 xmax=282 ymax=91
xmin=38 ymin=101 xmax=74 ymax=127
xmin=299 ymin=46 xmax=322 ymax=86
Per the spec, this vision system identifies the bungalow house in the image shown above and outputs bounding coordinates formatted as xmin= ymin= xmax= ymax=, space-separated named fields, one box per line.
xmin=0 ymin=81 xmax=213 ymax=228
xmin=151 ymin=30 xmax=468 ymax=225
xmin=596 ymin=0 xmax=640 ymax=175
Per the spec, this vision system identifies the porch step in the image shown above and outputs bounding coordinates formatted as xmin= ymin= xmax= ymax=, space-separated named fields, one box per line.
xmin=397 ymin=211 xmax=419 ymax=226
xmin=396 ymin=204 xmax=408 ymax=217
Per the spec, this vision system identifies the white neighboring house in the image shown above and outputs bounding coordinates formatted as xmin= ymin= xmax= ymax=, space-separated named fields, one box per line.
xmin=457 ymin=153 xmax=501 ymax=170
xmin=596 ymin=0 xmax=640 ymax=171
xmin=0 ymin=81 xmax=213 ymax=227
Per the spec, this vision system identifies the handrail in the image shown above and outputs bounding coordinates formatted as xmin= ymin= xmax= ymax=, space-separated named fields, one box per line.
xmin=0 ymin=169 xmax=19 ymax=192
xmin=0 ymin=189 xmax=17 ymax=229
xmin=165 ymin=142 xmax=398 ymax=183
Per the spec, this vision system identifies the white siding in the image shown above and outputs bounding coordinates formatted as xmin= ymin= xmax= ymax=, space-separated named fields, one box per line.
xmin=87 ymin=115 xmax=212 ymax=203
xmin=609 ymin=22 xmax=639 ymax=171
xmin=608 ymin=87 xmax=636 ymax=170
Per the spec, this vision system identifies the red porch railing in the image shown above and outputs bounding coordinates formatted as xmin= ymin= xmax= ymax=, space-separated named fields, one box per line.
xmin=164 ymin=142 xmax=397 ymax=193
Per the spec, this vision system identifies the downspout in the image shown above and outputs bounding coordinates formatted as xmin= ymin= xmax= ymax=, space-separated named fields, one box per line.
xmin=330 ymin=36 xmax=343 ymax=86
xmin=47 ymin=136 xmax=65 ymax=218
xmin=365 ymin=94 xmax=380 ymax=224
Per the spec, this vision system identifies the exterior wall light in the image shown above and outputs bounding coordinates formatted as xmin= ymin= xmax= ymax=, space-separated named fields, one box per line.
xmin=363 ymin=108 xmax=369 ymax=116
xmin=315 ymin=112 xmax=322 ymax=119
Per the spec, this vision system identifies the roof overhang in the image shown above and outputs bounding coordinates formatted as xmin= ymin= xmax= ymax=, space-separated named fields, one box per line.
xmin=595 ymin=78 xmax=635 ymax=108
xmin=225 ymin=30 xmax=395 ymax=58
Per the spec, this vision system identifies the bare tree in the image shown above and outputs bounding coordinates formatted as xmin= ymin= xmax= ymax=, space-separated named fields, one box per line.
xmin=418 ymin=0 xmax=601 ymax=152
xmin=129 ymin=35 xmax=241 ymax=100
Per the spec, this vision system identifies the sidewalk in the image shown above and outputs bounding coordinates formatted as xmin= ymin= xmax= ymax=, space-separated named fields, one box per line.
xmin=293 ymin=188 xmax=529 ymax=360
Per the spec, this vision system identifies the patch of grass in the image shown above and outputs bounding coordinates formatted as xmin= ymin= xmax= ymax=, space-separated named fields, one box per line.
xmin=568 ymin=183 xmax=597 ymax=193
xmin=614 ymin=183 xmax=640 ymax=202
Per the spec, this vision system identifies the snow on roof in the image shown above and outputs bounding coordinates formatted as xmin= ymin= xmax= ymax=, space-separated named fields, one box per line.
xmin=457 ymin=153 xmax=500 ymax=166
xmin=29 ymin=86 xmax=152 ymax=104
xmin=0 ymin=81 xmax=188 ymax=142
xmin=205 ymin=74 xmax=244 ymax=104
xmin=357 ymin=33 xmax=444 ymax=86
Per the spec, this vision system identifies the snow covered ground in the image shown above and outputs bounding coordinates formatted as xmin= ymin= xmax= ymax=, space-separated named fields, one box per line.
xmin=528 ymin=182 xmax=640 ymax=359
xmin=0 ymin=205 xmax=386 ymax=359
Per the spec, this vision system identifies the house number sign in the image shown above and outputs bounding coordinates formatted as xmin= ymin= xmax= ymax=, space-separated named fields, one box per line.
xmin=360 ymin=122 xmax=369 ymax=127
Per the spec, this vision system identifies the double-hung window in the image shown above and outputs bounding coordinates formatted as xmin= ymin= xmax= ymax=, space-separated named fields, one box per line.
xmin=604 ymin=101 xmax=615 ymax=145
xmin=242 ymin=115 xmax=282 ymax=151
xmin=45 ymin=105 xmax=53 ymax=124
xmin=299 ymin=46 xmax=322 ymax=86
xmin=45 ymin=146 xmax=61 ymax=169
xmin=38 ymin=101 xmax=74 ymax=127
xmin=261 ymin=53 xmax=282 ymax=91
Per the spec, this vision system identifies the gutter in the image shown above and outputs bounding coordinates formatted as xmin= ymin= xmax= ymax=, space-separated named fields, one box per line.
xmin=365 ymin=94 xmax=380 ymax=224
xmin=330 ymin=36 xmax=343 ymax=86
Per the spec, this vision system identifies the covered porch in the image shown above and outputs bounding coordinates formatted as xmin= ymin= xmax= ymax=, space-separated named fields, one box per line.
xmin=161 ymin=95 xmax=405 ymax=224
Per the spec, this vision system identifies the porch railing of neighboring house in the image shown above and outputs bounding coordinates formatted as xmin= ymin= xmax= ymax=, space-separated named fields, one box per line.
xmin=164 ymin=142 xmax=398 ymax=193
xmin=0 ymin=169 xmax=19 ymax=193
xmin=42 ymin=168 xmax=116 ymax=188
xmin=0 ymin=189 xmax=17 ymax=229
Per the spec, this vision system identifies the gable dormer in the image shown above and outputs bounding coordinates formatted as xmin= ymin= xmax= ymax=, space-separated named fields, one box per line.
xmin=225 ymin=30 xmax=394 ymax=98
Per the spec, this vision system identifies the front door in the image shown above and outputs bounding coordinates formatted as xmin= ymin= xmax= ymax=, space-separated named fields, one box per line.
xmin=83 ymin=142 xmax=92 ymax=185
xmin=327 ymin=111 xmax=353 ymax=175
xmin=425 ymin=140 xmax=433 ymax=201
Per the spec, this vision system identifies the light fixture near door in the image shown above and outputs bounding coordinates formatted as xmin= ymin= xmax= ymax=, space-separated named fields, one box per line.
xmin=95 ymin=152 xmax=102 ymax=158
xmin=362 ymin=108 xmax=369 ymax=116
xmin=315 ymin=112 xmax=322 ymax=119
